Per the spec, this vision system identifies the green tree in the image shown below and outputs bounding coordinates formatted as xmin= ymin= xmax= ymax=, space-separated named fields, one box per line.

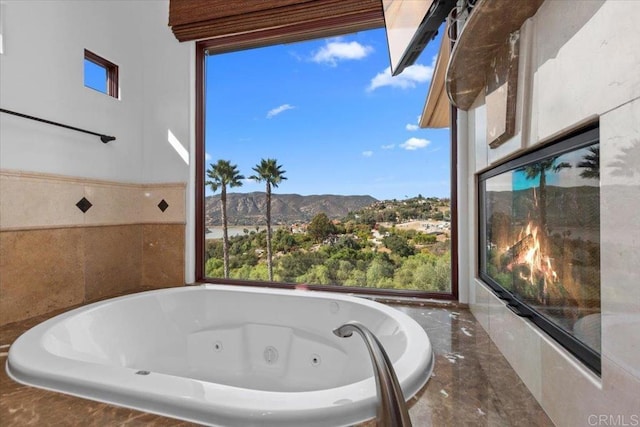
xmin=250 ymin=158 xmax=287 ymax=281
xmin=344 ymin=270 xmax=367 ymax=287
xmin=334 ymin=235 xmax=361 ymax=251
xmin=206 ymin=159 xmax=244 ymax=278
xmin=276 ymin=251 xmax=326 ymax=282
xmin=382 ymin=233 xmax=415 ymax=257
xmin=307 ymin=212 xmax=336 ymax=242
xmin=413 ymin=232 xmax=437 ymax=245
xmin=301 ymin=264 xmax=332 ymax=285
xmin=366 ymin=255 xmax=395 ymax=288
xmin=273 ymin=228 xmax=297 ymax=253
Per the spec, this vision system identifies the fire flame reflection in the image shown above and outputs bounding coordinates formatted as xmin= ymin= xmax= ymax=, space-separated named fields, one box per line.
xmin=507 ymin=222 xmax=559 ymax=299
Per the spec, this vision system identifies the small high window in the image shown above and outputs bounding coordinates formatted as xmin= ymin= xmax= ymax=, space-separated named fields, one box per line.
xmin=84 ymin=49 xmax=118 ymax=98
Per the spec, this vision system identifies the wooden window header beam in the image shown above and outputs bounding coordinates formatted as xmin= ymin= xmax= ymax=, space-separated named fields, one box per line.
xmin=169 ymin=0 xmax=384 ymax=48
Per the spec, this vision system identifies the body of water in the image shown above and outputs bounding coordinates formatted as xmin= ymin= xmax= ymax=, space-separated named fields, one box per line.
xmin=205 ymin=226 xmax=266 ymax=240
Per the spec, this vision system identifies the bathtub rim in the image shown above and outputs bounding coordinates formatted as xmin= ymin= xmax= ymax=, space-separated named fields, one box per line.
xmin=6 ymin=284 xmax=434 ymax=426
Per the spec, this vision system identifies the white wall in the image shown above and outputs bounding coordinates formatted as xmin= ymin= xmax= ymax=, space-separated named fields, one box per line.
xmin=0 ymin=0 xmax=191 ymax=184
xmin=0 ymin=0 xmax=194 ymax=283
xmin=463 ymin=0 xmax=640 ymax=425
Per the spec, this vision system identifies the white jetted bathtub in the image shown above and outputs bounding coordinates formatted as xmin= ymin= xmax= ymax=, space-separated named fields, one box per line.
xmin=7 ymin=284 xmax=433 ymax=426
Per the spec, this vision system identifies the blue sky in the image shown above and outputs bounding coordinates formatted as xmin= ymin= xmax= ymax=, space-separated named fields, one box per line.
xmin=204 ymin=27 xmax=450 ymax=201
xmin=84 ymin=59 xmax=107 ymax=93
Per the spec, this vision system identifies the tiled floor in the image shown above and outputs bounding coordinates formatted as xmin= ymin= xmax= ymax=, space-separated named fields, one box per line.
xmin=0 ymin=299 xmax=553 ymax=426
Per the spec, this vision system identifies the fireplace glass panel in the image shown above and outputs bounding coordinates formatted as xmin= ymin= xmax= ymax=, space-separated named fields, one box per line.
xmin=480 ymin=130 xmax=600 ymax=366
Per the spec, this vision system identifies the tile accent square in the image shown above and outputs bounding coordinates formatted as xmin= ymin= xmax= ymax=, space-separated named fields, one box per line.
xmin=158 ymin=199 xmax=169 ymax=212
xmin=76 ymin=197 xmax=93 ymax=213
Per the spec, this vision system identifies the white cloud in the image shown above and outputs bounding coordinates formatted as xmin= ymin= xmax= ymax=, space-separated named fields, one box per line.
xmin=205 ymin=152 xmax=212 ymax=161
xmin=266 ymin=104 xmax=295 ymax=119
xmin=366 ymin=56 xmax=436 ymax=92
xmin=406 ymin=114 xmax=422 ymax=131
xmin=312 ymin=39 xmax=373 ymax=66
xmin=362 ymin=150 xmax=373 ymax=157
xmin=400 ymin=137 xmax=430 ymax=150
xmin=381 ymin=144 xmax=395 ymax=150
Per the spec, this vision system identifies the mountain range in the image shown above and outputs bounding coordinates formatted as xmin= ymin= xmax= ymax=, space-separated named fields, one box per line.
xmin=204 ymin=192 xmax=378 ymax=226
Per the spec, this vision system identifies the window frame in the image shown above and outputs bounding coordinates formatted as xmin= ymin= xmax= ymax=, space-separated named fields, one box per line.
xmin=194 ymin=27 xmax=458 ymax=301
xmin=84 ymin=49 xmax=119 ymax=98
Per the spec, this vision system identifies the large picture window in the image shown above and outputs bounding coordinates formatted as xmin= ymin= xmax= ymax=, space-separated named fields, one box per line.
xmin=196 ymin=27 xmax=456 ymax=299
xmin=479 ymin=125 xmax=601 ymax=373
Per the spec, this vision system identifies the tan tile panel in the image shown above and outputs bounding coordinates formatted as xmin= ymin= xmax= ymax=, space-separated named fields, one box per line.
xmin=0 ymin=229 xmax=85 ymax=325
xmin=83 ymin=184 xmax=142 ymax=227
xmin=84 ymin=225 xmax=143 ymax=302
xmin=1 ymin=221 xmax=185 ymax=326
xmin=0 ymin=170 xmax=186 ymax=230
xmin=142 ymin=224 xmax=185 ymax=288
xmin=141 ymin=184 xmax=186 ymax=224
xmin=0 ymin=173 xmax=85 ymax=229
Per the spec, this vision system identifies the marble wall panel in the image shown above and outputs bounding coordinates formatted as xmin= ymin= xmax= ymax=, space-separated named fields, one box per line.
xmin=472 ymin=96 xmax=488 ymax=172
xmin=600 ymin=98 xmax=640 ymax=379
xmin=83 ymin=184 xmax=142 ymax=227
xmin=532 ymin=1 xmax=639 ymax=142
xmin=469 ymin=280 xmax=489 ymax=336
xmin=485 ymin=286 xmax=543 ymax=401
xmin=142 ymin=224 xmax=185 ymax=288
xmin=0 ymin=228 xmax=85 ymax=325
xmin=141 ymin=184 xmax=186 ymax=224
xmin=539 ymin=336 xmax=603 ymax=427
xmin=465 ymin=2 xmax=640 ymax=424
xmin=84 ymin=225 xmax=143 ymax=302
xmin=0 ymin=172 xmax=85 ymax=230
xmin=0 ymin=170 xmax=187 ymax=326
xmin=0 ymin=170 xmax=186 ymax=230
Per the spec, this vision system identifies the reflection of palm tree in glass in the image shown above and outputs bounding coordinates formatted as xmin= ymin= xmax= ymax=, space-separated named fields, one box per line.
xmin=206 ymin=160 xmax=245 ymax=278
xmin=520 ymin=157 xmax=571 ymax=232
xmin=250 ymin=159 xmax=287 ymax=282
xmin=578 ymin=146 xmax=599 ymax=179
xmin=610 ymin=139 xmax=640 ymax=178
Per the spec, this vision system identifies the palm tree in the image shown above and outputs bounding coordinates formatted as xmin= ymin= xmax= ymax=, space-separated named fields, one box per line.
xmin=206 ymin=160 xmax=244 ymax=278
xmin=577 ymin=146 xmax=599 ymax=179
xmin=521 ymin=157 xmax=571 ymax=232
xmin=250 ymin=159 xmax=287 ymax=281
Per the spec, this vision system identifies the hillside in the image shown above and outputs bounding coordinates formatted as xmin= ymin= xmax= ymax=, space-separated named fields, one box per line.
xmin=205 ymin=192 xmax=378 ymax=226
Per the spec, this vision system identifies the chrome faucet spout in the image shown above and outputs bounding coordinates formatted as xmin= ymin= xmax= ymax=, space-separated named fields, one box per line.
xmin=333 ymin=321 xmax=412 ymax=427
xmin=332 ymin=325 xmax=353 ymax=338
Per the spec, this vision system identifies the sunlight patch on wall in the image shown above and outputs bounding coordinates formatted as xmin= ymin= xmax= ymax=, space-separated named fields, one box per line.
xmin=168 ymin=129 xmax=189 ymax=165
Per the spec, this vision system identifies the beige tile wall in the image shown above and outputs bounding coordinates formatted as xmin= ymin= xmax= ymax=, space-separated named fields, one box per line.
xmin=142 ymin=224 xmax=185 ymax=288
xmin=0 ymin=170 xmax=185 ymax=229
xmin=0 ymin=228 xmax=85 ymax=324
xmin=83 ymin=225 xmax=143 ymax=302
xmin=0 ymin=170 xmax=186 ymax=326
